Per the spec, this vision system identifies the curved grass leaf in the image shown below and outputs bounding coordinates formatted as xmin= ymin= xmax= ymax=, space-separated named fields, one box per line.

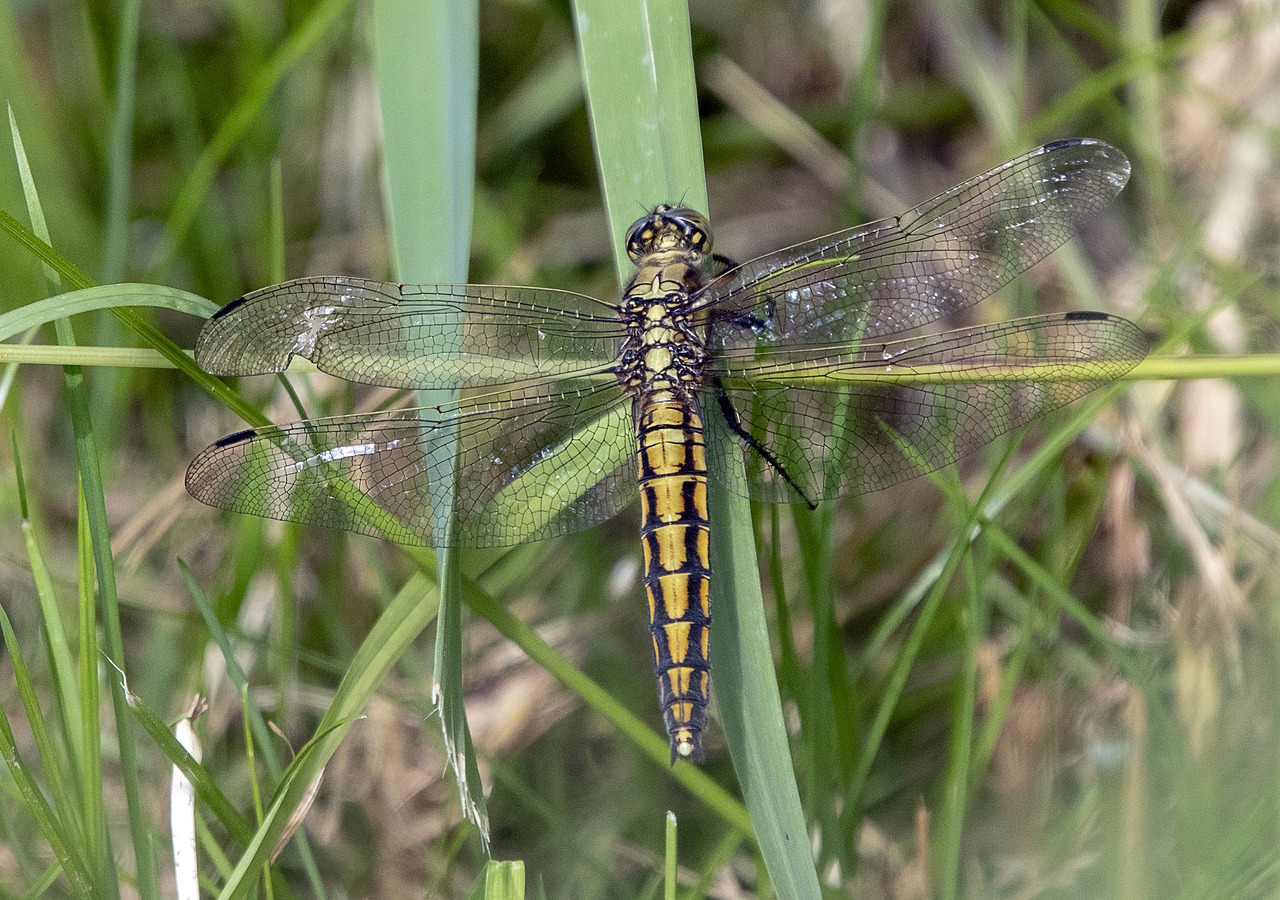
xmin=0 ymin=284 xmax=214 ymax=341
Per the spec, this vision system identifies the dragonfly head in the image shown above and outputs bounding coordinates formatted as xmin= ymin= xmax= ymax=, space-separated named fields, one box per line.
xmin=625 ymin=205 xmax=713 ymax=263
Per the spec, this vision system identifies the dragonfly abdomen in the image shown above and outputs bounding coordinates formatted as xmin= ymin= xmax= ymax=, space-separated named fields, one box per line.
xmin=636 ymin=391 xmax=711 ymax=764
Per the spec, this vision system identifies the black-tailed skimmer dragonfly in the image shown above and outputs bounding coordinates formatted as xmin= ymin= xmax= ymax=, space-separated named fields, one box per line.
xmin=187 ymin=138 xmax=1147 ymax=764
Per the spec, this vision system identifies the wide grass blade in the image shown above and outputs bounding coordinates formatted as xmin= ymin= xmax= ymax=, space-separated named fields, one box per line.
xmin=480 ymin=859 xmax=525 ymax=899
xmin=575 ymin=0 xmax=707 ymax=271
xmin=572 ymin=1 xmax=819 ymax=895
xmin=371 ymin=0 xmax=489 ymax=848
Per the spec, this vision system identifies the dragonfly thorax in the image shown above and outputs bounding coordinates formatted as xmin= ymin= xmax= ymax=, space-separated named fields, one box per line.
xmin=617 ymin=255 xmax=711 ymax=397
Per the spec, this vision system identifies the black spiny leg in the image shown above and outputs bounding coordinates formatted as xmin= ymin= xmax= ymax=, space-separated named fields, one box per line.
xmin=710 ymin=252 xmax=738 ymax=275
xmin=711 ymin=376 xmax=818 ymax=509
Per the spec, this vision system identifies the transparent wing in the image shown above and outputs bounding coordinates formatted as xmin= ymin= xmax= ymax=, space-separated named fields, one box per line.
xmin=186 ymin=383 xmax=637 ymax=547
xmin=195 ymin=276 xmax=622 ymax=389
xmin=697 ymin=139 xmax=1131 ymax=352
xmin=706 ymin=313 xmax=1147 ymax=504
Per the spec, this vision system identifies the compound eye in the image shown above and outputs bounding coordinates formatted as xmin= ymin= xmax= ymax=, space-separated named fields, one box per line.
xmin=624 ymin=215 xmax=653 ymax=262
xmin=665 ymin=207 xmax=713 ymax=254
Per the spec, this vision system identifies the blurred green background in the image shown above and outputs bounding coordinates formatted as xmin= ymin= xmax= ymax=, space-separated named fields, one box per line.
xmin=2 ymin=0 xmax=1280 ymax=896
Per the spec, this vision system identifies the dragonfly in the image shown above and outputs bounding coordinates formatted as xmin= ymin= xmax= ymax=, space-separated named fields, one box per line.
xmin=187 ymin=137 xmax=1147 ymax=764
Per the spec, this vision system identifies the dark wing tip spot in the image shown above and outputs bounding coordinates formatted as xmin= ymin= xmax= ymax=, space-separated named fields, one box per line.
xmin=213 ymin=428 xmax=259 ymax=448
xmin=1042 ymin=137 xmax=1088 ymax=152
xmin=1064 ymin=310 xmax=1112 ymax=322
xmin=210 ymin=295 xmax=251 ymax=321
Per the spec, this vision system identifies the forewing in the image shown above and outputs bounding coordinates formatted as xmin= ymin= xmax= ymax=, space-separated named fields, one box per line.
xmin=195 ymin=276 xmax=622 ymax=389
xmin=186 ymin=383 xmax=637 ymax=547
xmin=698 ymin=139 xmax=1131 ymax=351
xmin=706 ymin=313 xmax=1147 ymax=503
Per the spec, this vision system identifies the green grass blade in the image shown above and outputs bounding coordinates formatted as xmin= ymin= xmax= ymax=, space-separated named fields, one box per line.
xmin=934 ymin=551 xmax=987 ymax=900
xmin=575 ymin=0 xmax=708 ymax=270
xmin=373 ymin=0 xmax=477 ymax=282
xmin=212 ymin=717 xmax=353 ymax=900
xmin=0 ymin=344 xmax=188 ymax=368
xmin=0 ymin=604 xmax=93 ymax=897
xmin=267 ymin=160 xmax=285 ymax=283
xmin=16 ymin=451 xmax=84 ymax=770
xmin=458 ymin=571 xmax=751 ymax=833
xmin=101 ymin=0 xmax=141 ymax=282
xmin=73 ymin=489 xmax=108 ymax=896
xmin=371 ymin=0 xmax=488 ymax=848
xmin=206 ymin=565 xmax=440 ymax=890
xmin=152 ymin=0 xmax=355 ymax=273
xmin=483 ymin=860 xmax=526 ymax=899
xmin=125 ymin=689 xmax=253 ymax=846
xmin=703 ymin=421 xmax=818 ymax=895
xmin=0 ymin=285 xmax=214 ymax=340
xmin=12 ymin=540 xmax=87 ymax=853
xmin=12 ymin=108 xmax=140 ymax=899
xmin=572 ymin=2 xmax=818 ymax=895
xmin=664 ymin=811 xmax=677 ymax=900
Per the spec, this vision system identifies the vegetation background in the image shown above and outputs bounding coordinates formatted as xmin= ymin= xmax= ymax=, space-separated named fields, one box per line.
xmin=1 ymin=0 xmax=1279 ymax=896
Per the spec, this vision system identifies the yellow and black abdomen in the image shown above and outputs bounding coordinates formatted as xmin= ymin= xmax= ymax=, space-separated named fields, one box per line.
xmin=636 ymin=390 xmax=712 ymax=763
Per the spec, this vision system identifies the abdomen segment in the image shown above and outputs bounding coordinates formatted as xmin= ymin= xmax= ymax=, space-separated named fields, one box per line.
xmin=636 ymin=392 xmax=712 ymax=763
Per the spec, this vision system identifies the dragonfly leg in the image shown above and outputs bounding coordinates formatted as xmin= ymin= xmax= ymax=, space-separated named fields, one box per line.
xmin=710 ymin=376 xmax=818 ymax=509
xmin=710 ymin=252 xmax=739 ymax=275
